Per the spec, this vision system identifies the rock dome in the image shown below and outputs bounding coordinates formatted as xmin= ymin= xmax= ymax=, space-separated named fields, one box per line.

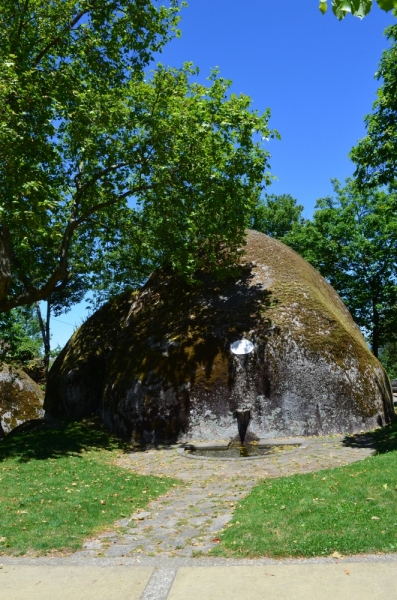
xmin=45 ymin=230 xmax=394 ymax=442
xmin=0 ymin=365 xmax=44 ymax=437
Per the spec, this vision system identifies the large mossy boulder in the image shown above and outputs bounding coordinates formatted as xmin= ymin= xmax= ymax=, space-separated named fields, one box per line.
xmin=0 ymin=365 xmax=44 ymax=437
xmin=45 ymin=231 xmax=394 ymax=442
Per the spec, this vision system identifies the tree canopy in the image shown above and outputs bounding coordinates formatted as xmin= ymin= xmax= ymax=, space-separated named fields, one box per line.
xmin=319 ymin=0 xmax=397 ymax=19
xmin=250 ymin=194 xmax=304 ymax=240
xmin=0 ymin=0 xmax=278 ymax=315
xmin=0 ymin=306 xmax=42 ymax=364
xmin=285 ymin=179 xmax=397 ymax=358
xmin=351 ymin=23 xmax=397 ymax=188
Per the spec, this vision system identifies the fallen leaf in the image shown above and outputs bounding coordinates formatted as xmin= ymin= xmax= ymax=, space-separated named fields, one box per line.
xmin=100 ymin=500 xmax=106 ymax=505
xmin=371 ymin=516 xmax=380 ymax=520
xmin=382 ymin=484 xmax=388 ymax=490
xmin=345 ymin=569 xmax=350 ymax=575
xmin=212 ymin=538 xmax=221 ymax=543
xmin=331 ymin=551 xmax=342 ymax=559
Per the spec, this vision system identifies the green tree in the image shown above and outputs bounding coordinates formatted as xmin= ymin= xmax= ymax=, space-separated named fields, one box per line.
xmin=0 ymin=0 xmax=277 ymax=315
xmin=0 ymin=0 xmax=183 ymax=309
xmin=87 ymin=208 xmax=154 ymax=307
xmin=285 ymin=179 xmax=397 ymax=359
xmin=250 ymin=194 xmax=304 ymax=240
xmin=36 ymin=273 xmax=89 ymax=374
xmin=379 ymin=339 xmax=397 ymax=378
xmin=319 ymin=0 xmax=397 ymax=18
xmin=351 ymin=22 xmax=397 ymax=188
xmin=0 ymin=306 xmax=43 ymax=364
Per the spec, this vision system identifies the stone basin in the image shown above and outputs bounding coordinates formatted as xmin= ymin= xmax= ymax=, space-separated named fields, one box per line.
xmin=177 ymin=438 xmax=309 ymax=460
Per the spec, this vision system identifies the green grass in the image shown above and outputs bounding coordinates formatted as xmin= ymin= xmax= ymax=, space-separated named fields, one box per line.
xmin=0 ymin=419 xmax=177 ymax=555
xmin=213 ymin=420 xmax=397 ymax=558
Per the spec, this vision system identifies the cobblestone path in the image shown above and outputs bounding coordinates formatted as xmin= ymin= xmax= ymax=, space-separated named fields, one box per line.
xmin=75 ymin=436 xmax=373 ymax=559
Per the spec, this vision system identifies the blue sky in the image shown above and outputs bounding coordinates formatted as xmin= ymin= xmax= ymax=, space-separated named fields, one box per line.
xmin=50 ymin=1 xmax=396 ymax=349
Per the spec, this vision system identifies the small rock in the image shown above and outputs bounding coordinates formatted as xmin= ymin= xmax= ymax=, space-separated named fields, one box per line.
xmin=131 ymin=511 xmax=151 ymax=520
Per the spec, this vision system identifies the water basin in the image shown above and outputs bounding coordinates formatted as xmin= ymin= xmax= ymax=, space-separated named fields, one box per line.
xmin=178 ymin=439 xmax=306 ymax=460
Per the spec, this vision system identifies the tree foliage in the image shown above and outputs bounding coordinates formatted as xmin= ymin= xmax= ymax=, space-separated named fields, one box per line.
xmin=0 ymin=306 xmax=42 ymax=363
xmin=379 ymin=339 xmax=397 ymax=378
xmin=351 ymin=22 xmax=397 ymax=188
xmin=0 ymin=0 xmax=184 ymax=309
xmin=0 ymin=0 xmax=277 ymax=315
xmin=285 ymin=179 xmax=397 ymax=358
xmin=250 ymin=194 xmax=304 ymax=240
xmin=319 ymin=0 xmax=397 ymax=19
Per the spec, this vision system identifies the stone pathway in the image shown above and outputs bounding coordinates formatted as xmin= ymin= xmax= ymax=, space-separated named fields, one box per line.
xmin=74 ymin=436 xmax=374 ymax=560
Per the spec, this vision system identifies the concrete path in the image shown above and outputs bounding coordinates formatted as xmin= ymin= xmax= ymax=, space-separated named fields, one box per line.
xmin=1 ymin=556 xmax=397 ymax=599
xmin=75 ymin=435 xmax=374 ymax=559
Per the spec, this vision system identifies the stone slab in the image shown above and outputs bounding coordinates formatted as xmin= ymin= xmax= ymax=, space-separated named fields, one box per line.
xmin=182 ymin=442 xmax=229 ymax=450
xmin=0 ymin=565 xmax=154 ymax=600
xmin=258 ymin=438 xmax=305 ymax=447
xmin=167 ymin=564 xmax=397 ymax=599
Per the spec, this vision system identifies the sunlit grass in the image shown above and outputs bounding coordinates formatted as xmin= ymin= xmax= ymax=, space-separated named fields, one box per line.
xmin=212 ymin=420 xmax=397 ymax=558
xmin=0 ymin=419 xmax=177 ymax=555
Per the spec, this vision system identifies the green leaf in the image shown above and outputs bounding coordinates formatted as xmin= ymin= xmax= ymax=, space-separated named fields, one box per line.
xmin=332 ymin=0 xmax=372 ymax=18
xmin=332 ymin=0 xmax=353 ymax=19
xmin=319 ymin=1 xmax=328 ymax=14
xmin=376 ymin=0 xmax=397 ymax=11
xmin=351 ymin=0 xmax=372 ymax=18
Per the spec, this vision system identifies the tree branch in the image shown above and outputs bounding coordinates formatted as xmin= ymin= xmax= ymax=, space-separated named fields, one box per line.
xmin=34 ymin=4 xmax=95 ymax=67
xmin=0 ymin=223 xmax=12 ymax=302
xmin=0 ymin=181 xmax=153 ymax=313
xmin=75 ymin=182 xmax=153 ymax=225
xmin=77 ymin=161 xmax=130 ymax=195
xmin=16 ymin=0 xmax=30 ymax=44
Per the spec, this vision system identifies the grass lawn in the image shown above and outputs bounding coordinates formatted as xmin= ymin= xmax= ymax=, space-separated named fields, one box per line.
xmin=0 ymin=419 xmax=177 ymax=556
xmin=213 ymin=421 xmax=397 ymax=558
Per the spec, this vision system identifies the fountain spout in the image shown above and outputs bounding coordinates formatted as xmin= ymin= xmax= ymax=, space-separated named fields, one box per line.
xmin=235 ymin=408 xmax=251 ymax=444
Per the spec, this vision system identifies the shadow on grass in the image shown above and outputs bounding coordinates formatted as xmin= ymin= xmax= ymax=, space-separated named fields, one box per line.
xmin=342 ymin=416 xmax=397 ymax=454
xmin=0 ymin=417 xmax=129 ymax=463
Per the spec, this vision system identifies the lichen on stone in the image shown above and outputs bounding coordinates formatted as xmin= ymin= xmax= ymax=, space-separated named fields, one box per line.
xmin=0 ymin=365 xmax=44 ymax=435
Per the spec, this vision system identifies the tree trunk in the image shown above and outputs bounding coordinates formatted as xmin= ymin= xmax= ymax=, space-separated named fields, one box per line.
xmin=36 ymin=300 xmax=51 ymax=376
xmin=372 ymin=297 xmax=380 ymax=358
xmin=0 ymin=224 xmax=11 ymax=302
xmin=45 ymin=299 xmax=51 ymax=374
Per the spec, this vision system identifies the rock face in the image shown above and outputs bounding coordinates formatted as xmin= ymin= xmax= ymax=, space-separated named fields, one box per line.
xmin=0 ymin=365 xmax=45 ymax=437
xmin=45 ymin=230 xmax=394 ymax=442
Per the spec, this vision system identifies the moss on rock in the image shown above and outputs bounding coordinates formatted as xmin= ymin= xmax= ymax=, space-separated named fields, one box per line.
xmin=45 ymin=231 xmax=394 ymax=442
xmin=0 ymin=365 xmax=44 ymax=436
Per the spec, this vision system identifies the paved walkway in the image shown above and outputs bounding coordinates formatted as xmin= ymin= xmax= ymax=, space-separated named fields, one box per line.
xmin=73 ymin=435 xmax=373 ymax=559
xmin=1 ymin=556 xmax=397 ymax=599
xmin=2 ymin=435 xmax=396 ymax=599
